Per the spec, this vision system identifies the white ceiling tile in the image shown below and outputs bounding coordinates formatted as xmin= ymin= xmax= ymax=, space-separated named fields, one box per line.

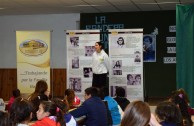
xmin=156 ymin=0 xmax=179 ymax=2
xmin=180 ymin=0 xmax=194 ymax=4
xmin=0 ymin=0 xmax=179 ymax=15
xmin=115 ymin=5 xmax=140 ymax=11
xmin=137 ymin=4 xmax=161 ymax=11
xmin=52 ymin=0 xmax=87 ymax=5
xmin=0 ymin=0 xmax=21 ymax=8
xmin=132 ymin=0 xmax=156 ymax=4
xmin=94 ymin=6 xmax=119 ymax=12
xmin=108 ymin=1 xmax=134 ymax=6
xmin=83 ymin=0 xmax=110 ymax=5
xmin=159 ymin=3 xmax=177 ymax=10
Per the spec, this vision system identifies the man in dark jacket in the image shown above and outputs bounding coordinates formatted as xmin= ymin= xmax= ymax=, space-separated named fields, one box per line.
xmin=70 ymin=87 xmax=108 ymax=126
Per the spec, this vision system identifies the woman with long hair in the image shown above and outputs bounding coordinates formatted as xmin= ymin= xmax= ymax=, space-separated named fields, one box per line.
xmin=121 ymin=100 xmax=151 ymax=126
xmin=28 ymin=80 xmax=49 ymax=120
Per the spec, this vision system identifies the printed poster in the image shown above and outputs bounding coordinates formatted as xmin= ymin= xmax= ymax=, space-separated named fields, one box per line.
xmin=66 ymin=30 xmax=100 ymax=100
xmin=109 ymin=29 xmax=144 ymax=101
xmin=16 ymin=31 xmax=50 ymax=93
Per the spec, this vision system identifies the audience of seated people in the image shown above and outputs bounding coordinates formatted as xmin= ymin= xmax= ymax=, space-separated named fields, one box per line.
xmin=7 ymin=89 xmax=21 ymax=112
xmin=70 ymin=87 xmax=108 ymax=126
xmin=100 ymin=87 xmax=121 ymax=126
xmin=2 ymin=79 xmax=194 ymax=126
xmin=28 ymin=80 xmax=50 ymax=121
xmin=114 ymin=87 xmax=130 ymax=111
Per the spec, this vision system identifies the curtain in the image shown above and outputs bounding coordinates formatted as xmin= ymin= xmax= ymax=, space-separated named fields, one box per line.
xmin=176 ymin=4 xmax=194 ymax=107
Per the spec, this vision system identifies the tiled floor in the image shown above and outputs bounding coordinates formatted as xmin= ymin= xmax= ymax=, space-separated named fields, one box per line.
xmin=147 ymin=97 xmax=168 ymax=106
xmin=147 ymin=97 xmax=168 ymax=113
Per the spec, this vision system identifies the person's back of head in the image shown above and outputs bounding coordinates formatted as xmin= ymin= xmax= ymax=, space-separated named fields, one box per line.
xmin=99 ymin=87 xmax=109 ymax=99
xmin=178 ymin=88 xmax=190 ymax=103
xmin=85 ymin=87 xmax=98 ymax=97
xmin=35 ymin=80 xmax=48 ymax=94
xmin=155 ymin=101 xmax=182 ymax=125
xmin=0 ymin=111 xmax=10 ymax=126
xmin=9 ymin=97 xmax=33 ymax=125
xmin=12 ymin=89 xmax=20 ymax=98
xmin=39 ymin=101 xmax=65 ymax=126
xmin=170 ymin=91 xmax=192 ymax=125
xmin=64 ymin=89 xmax=75 ymax=106
xmin=52 ymin=98 xmax=69 ymax=114
xmin=121 ymin=100 xmax=151 ymax=126
xmin=115 ymin=87 xmax=125 ymax=97
xmin=29 ymin=80 xmax=48 ymax=101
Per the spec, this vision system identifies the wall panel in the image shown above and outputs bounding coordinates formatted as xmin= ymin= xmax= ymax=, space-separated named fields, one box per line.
xmin=0 ymin=69 xmax=66 ymax=101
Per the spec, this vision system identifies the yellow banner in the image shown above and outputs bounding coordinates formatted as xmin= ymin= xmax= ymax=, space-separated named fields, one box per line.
xmin=16 ymin=31 xmax=50 ymax=93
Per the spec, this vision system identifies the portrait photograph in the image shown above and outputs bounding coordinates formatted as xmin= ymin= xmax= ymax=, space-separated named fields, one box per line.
xmin=143 ymin=34 xmax=156 ymax=62
xmin=70 ymin=37 xmax=79 ymax=47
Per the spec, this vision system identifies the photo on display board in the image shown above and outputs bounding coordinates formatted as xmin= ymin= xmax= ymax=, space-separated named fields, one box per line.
xmin=72 ymin=57 xmax=79 ymax=69
xmin=134 ymin=51 xmax=141 ymax=62
xmin=113 ymin=70 xmax=122 ymax=75
xmin=110 ymin=86 xmax=127 ymax=97
xmin=112 ymin=60 xmax=122 ymax=69
xmin=111 ymin=36 xmax=126 ymax=48
xmin=69 ymin=77 xmax=81 ymax=92
xmin=83 ymin=67 xmax=93 ymax=78
xmin=70 ymin=37 xmax=79 ymax=47
xmin=116 ymin=37 xmax=125 ymax=48
xmin=127 ymin=74 xmax=141 ymax=85
xmin=85 ymin=46 xmax=95 ymax=56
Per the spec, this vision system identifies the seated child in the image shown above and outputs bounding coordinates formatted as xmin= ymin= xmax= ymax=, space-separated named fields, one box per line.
xmin=121 ymin=100 xmax=150 ymax=126
xmin=7 ymin=89 xmax=20 ymax=112
xmin=0 ymin=111 xmax=9 ymax=126
xmin=155 ymin=101 xmax=183 ymax=126
xmin=170 ymin=90 xmax=192 ymax=125
xmin=100 ymin=87 xmax=121 ymax=125
xmin=64 ymin=89 xmax=80 ymax=109
xmin=9 ymin=97 xmax=33 ymax=126
xmin=31 ymin=101 xmax=65 ymax=126
xmin=52 ymin=98 xmax=77 ymax=126
xmin=114 ymin=87 xmax=130 ymax=111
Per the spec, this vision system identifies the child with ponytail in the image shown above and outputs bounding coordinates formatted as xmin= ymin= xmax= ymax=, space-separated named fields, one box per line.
xmin=32 ymin=101 xmax=66 ymax=126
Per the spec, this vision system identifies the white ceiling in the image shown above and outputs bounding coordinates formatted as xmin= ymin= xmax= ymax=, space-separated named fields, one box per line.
xmin=0 ymin=0 xmax=193 ymax=15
